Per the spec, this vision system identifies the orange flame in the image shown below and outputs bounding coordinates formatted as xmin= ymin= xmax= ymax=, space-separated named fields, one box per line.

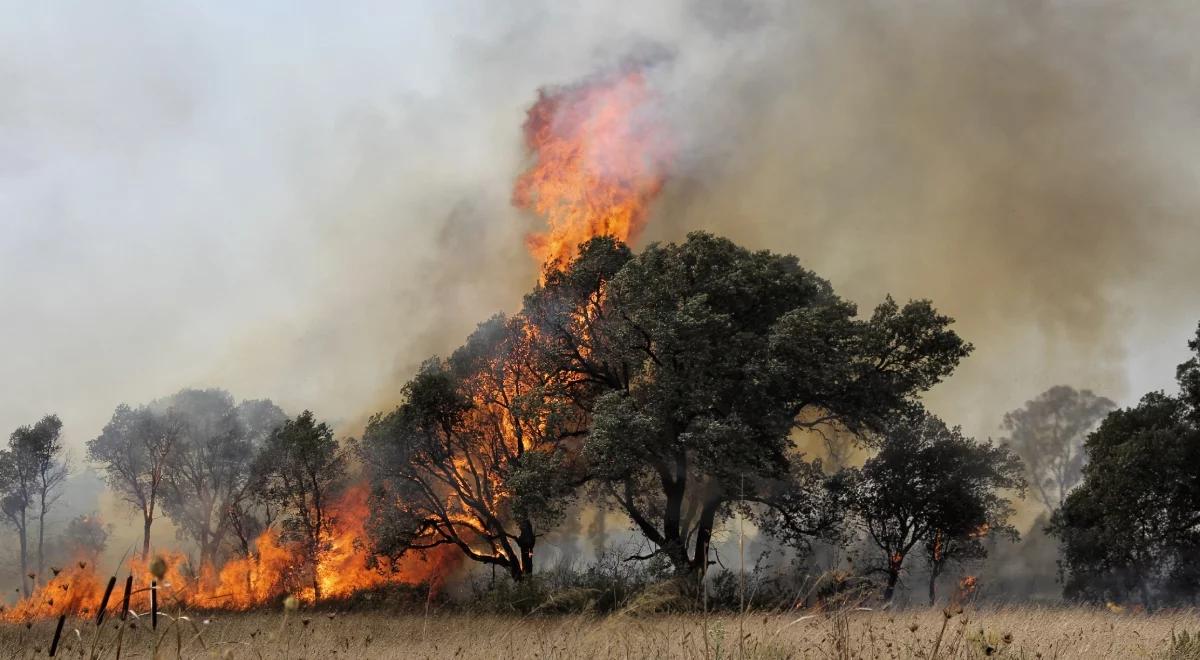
xmin=513 ymin=67 xmax=672 ymax=269
xmin=957 ymin=575 xmax=979 ymax=600
xmin=2 ymin=484 xmax=460 ymax=621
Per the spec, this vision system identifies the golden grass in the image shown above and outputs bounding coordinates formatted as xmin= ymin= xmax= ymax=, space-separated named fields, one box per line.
xmin=2 ymin=606 xmax=1198 ymax=659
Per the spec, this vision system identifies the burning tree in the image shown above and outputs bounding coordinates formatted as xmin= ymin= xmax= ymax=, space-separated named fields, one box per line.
xmin=522 ymin=232 xmax=973 ymax=578
xmin=159 ymin=389 xmax=287 ymax=570
xmin=838 ymin=405 xmax=1023 ymax=603
xmin=253 ymin=410 xmax=349 ymax=602
xmin=1001 ymin=385 xmax=1115 ymax=513
xmin=361 ymin=314 xmax=585 ymax=581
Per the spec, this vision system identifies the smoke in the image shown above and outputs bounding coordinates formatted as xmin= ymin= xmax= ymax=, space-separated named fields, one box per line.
xmin=2 ymin=1 xmax=1199 ymax=580
xmin=642 ymin=0 xmax=1200 ymax=438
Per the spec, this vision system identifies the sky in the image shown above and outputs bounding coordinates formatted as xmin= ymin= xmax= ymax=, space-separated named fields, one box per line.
xmin=2 ymin=0 xmax=1199 ymax=476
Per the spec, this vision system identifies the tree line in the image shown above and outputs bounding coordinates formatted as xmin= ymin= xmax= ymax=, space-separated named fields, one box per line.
xmin=4 ymin=231 xmax=1192 ymax=607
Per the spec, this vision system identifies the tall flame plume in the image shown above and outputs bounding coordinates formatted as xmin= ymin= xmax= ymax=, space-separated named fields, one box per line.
xmin=513 ymin=67 xmax=672 ymax=268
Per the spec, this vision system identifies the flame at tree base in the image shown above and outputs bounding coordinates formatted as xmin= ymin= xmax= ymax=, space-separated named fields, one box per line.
xmin=1 ymin=484 xmax=461 ymax=621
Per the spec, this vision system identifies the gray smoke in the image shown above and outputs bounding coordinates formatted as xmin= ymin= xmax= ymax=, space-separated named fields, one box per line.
xmin=2 ymin=0 xmax=1199 ymax=577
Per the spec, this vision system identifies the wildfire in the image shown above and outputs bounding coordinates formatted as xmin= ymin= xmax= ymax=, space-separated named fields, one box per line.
xmin=513 ymin=67 xmax=673 ymax=269
xmin=2 ymin=484 xmax=459 ymax=621
xmin=3 ymin=69 xmax=669 ymax=622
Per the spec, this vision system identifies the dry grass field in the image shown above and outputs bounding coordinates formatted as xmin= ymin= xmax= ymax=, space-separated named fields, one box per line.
xmin=3 ymin=606 xmax=1200 ymax=659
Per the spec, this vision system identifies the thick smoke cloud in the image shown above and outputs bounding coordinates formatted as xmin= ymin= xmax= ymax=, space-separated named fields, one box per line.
xmin=1 ymin=0 xmax=1198 ymax=554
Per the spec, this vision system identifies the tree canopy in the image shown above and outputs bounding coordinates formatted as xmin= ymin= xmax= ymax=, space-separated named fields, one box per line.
xmin=532 ymin=233 xmax=971 ymax=576
xmin=254 ymin=410 xmax=348 ymax=601
xmin=2 ymin=414 xmax=69 ymax=595
xmin=1001 ymin=385 xmax=1115 ymax=513
xmin=837 ymin=405 xmax=1024 ymax=603
xmin=360 ymin=314 xmax=584 ymax=581
xmin=1051 ymin=323 xmax=1200 ymax=608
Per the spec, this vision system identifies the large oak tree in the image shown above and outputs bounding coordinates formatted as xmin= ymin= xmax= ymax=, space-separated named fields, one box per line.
xmin=525 ymin=232 xmax=973 ymax=577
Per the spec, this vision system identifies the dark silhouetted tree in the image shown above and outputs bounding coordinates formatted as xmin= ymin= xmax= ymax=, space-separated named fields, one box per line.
xmin=525 ymin=233 xmax=972 ymax=577
xmin=1001 ymin=385 xmax=1115 ymax=513
xmin=840 ymin=406 xmax=1023 ymax=603
xmin=254 ymin=410 xmax=347 ymax=601
xmin=1051 ymin=324 xmax=1200 ymax=609
xmin=88 ymin=404 xmax=183 ymax=559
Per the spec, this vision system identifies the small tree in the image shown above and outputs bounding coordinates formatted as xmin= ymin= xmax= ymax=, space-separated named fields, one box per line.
xmin=0 ymin=449 xmax=33 ymax=596
xmin=254 ymin=411 xmax=347 ymax=601
xmin=227 ymin=399 xmax=288 ymax=558
xmin=361 ymin=314 xmax=583 ymax=581
xmin=88 ymin=404 xmax=183 ymax=558
xmin=1001 ymin=386 xmax=1115 ymax=513
xmin=22 ymin=416 xmax=69 ymax=585
xmin=59 ymin=513 xmax=110 ymax=565
xmin=840 ymin=406 xmax=1024 ymax=603
xmin=1 ymin=415 xmax=69 ymax=594
xmin=158 ymin=389 xmax=286 ymax=569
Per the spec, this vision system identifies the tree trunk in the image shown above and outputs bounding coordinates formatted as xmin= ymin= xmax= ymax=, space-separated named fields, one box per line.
xmin=1139 ymin=578 xmax=1154 ymax=613
xmin=18 ymin=509 xmax=29 ymax=597
xmin=199 ymin=533 xmax=215 ymax=573
xmin=687 ymin=500 xmax=722 ymax=578
xmin=517 ymin=519 xmax=536 ymax=578
xmin=308 ymin=529 xmax=323 ymax=602
xmin=662 ymin=478 xmax=688 ymax=575
xmin=142 ymin=514 xmax=153 ymax=560
xmin=883 ymin=568 xmax=900 ymax=603
xmin=928 ymin=568 xmax=938 ymax=606
xmin=507 ymin=555 xmax=526 ymax=582
xmin=37 ymin=492 xmax=47 ymax=584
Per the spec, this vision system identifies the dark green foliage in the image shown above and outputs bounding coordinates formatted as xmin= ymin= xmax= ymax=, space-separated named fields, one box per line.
xmin=838 ymin=405 xmax=1024 ymax=603
xmin=1050 ymin=326 xmax=1200 ymax=608
xmin=255 ymin=410 xmax=348 ymax=600
xmin=529 ymin=232 xmax=971 ymax=576
xmin=364 ymin=231 xmax=969 ymax=586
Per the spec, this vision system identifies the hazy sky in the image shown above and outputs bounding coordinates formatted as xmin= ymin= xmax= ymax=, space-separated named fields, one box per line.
xmin=3 ymin=0 xmax=1198 ymax=466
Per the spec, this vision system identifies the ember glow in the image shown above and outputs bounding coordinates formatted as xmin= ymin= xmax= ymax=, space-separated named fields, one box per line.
xmin=1 ymin=485 xmax=459 ymax=621
xmin=513 ymin=68 xmax=672 ymax=269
